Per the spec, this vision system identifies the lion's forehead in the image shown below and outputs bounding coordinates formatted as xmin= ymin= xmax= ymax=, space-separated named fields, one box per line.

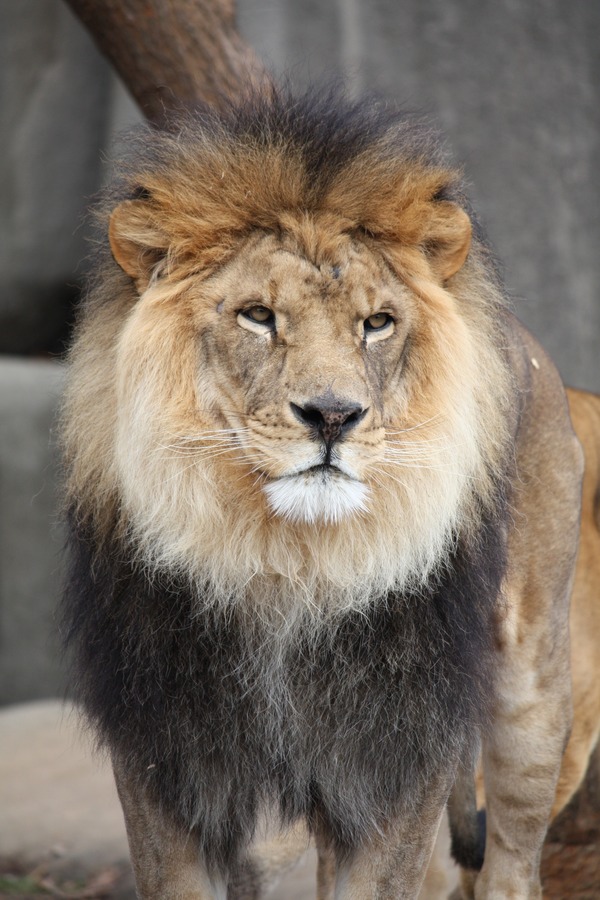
xmin=211 ymin=230 xmax=402 ymax=321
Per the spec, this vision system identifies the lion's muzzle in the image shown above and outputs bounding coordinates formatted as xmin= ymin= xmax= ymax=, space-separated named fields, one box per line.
xmin=290 ymin=394 xmax=368 ymax=462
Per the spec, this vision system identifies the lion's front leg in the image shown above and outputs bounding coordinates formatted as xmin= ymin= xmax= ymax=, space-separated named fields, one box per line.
xmin=319 ymin=778 xmax=451 ymax=900
xmin=113 ymin=758 xmax=227 ymax=900
xmin=463 ymin=332 xmax=584 ymax=900
xmin=472 ymin=584 xmax=573 ymax=900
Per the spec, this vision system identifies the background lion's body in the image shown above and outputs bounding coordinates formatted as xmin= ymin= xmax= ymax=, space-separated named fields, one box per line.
xmin=61 ymin=89 xmax=595 ymax=899
xmin=554 ymin=389 xmax=600 ymax=814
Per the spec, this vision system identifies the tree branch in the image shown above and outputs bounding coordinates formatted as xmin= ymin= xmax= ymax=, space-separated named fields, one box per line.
xmin=63 ymin=0 xmax=270 ymax=124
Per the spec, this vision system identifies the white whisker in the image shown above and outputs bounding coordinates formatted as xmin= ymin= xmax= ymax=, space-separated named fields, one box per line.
xmin=383 ymin=452 xmax=446 ymax=462
xmin=157 ymin=447 xmax=238 ymax=462
xmin=384 ymin=415 xmax=443 ymax=435
xmin=384 ymin=437 xmax=446 ymax=448
xmin=382 ymin=456 xmax=455 ymax=471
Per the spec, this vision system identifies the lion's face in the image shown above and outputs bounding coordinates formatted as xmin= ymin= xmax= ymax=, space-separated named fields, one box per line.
xmin=104 ymin=210 xmax=499 ymax=613
xmin=185 ymin=230 xmax=418 ymax=525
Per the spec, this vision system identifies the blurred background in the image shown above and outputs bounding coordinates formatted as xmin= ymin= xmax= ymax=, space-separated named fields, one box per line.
xmin=0 ymin=0 xmax=598 ymax=894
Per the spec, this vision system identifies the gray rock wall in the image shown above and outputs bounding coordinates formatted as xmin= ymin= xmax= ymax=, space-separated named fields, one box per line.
xmin=0 ymin=359 xmax=65 ymax=704
xmin=0 ymin=0 xmax=598 ymax=704
xmin=0 ymin=1 xmax=139 ymax=354
xmin=0 ymin=2 xmax=109 ymax=353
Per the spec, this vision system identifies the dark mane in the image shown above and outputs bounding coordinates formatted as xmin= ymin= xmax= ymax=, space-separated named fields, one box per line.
xmin=63 ymin=488 xmax=507 ymax=870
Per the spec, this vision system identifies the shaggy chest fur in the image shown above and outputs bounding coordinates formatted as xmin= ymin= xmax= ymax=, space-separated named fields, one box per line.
xmin=65 ymin=503 xmax=506 ymax=869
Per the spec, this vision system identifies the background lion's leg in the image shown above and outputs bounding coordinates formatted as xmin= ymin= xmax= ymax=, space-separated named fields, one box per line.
xmin=113 ymin=760 xmax=226 ymax=900
xmin=551 ymin=388 xmax=600 ymax=819
xmin=229 ymin=824 xmax=310 ymax=899
xmin=552 ymin=721 xmax=600 ymax=819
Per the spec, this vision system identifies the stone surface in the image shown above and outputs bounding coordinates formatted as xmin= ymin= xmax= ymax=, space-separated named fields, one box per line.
xmin=0 ymin=701 xmax=128 ymax=872
xmin=0 ymin=358 xmax=66 ymax=705
xmin=0 ymin=1 xmax=129 ymax=353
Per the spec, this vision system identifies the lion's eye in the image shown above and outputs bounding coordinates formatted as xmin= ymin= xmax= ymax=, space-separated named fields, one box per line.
xmin=364 ymin=313 xmax=394 ymax=342
xmin=237 ymin=305 xmax=276 ymax=334
xmin=244 ymin=306 xmax=274 ymax=324
xmin=364 ymin=313 xmax=392 ymax=331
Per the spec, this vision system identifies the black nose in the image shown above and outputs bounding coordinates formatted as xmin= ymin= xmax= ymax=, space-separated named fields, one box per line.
xmin=290 ymin=398 xmax=367 ymax=446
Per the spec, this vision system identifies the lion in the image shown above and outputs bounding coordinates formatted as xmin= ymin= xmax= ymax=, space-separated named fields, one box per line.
xmin=61 ymin=87 xmax=596 ymax=899
xmin=554 ymin=389 xmax=600 ymax=815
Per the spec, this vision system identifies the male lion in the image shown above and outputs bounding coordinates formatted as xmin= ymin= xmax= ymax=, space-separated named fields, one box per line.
xmin=62 ymin=88 xmax=596 ymax=899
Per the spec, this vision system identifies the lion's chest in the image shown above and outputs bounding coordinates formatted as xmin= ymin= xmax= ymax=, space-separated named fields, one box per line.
xmin=67 ymin=511 xmax=506 ymax=865
xmin=116 ymin=582 xmax=485 ymax=856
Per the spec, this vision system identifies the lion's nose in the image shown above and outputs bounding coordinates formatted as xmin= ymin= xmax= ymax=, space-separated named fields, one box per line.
xmin=290 ymin=398 xmax=367 ymax=446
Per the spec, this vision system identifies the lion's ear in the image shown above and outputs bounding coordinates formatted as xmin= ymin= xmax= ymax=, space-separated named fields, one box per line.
xmin=425 ymin=201 xmax=472 ymax=281
xmin=109 ymin=199 xmax=169 ymax=289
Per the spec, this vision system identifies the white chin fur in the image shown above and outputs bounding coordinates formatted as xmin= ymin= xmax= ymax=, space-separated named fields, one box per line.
xmin=263 ymin=469 xmax=369 ymax=524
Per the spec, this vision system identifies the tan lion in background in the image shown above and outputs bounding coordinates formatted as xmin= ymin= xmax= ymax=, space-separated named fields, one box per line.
xmin=61 ymin=87 xmax=598 ymax=899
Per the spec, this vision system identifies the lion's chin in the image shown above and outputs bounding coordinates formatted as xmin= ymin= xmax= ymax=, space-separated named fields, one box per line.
xmin=263 ymin=468 xmax=370 ymax=525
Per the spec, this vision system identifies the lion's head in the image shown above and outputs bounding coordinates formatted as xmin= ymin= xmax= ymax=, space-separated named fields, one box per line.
xmin=64 ymin=90 xmax=512 ymax=618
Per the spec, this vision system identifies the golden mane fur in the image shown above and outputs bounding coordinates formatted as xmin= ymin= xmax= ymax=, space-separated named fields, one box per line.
xmin=63 ymin=91 xmax=513 ymax=622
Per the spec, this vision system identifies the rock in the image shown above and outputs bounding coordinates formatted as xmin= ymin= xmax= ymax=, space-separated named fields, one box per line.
xmin=0 ymin=1 xmax=111 ymax=353
xmin=0 ymin=699 xmax=132 ymax=894
xmin=0 ymin=357 xmax=66 ymax=704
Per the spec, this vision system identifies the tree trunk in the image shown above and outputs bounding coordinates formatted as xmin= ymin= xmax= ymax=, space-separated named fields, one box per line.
xmin=63 ymin=0 xmax=270 ymax=124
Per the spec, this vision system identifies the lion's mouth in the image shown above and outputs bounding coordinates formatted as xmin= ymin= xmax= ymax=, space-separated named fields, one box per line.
xmin=302 ymin=463 xmax=343 ymax=477
xmin=262 ymin=464 xmax=369 ymax=524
